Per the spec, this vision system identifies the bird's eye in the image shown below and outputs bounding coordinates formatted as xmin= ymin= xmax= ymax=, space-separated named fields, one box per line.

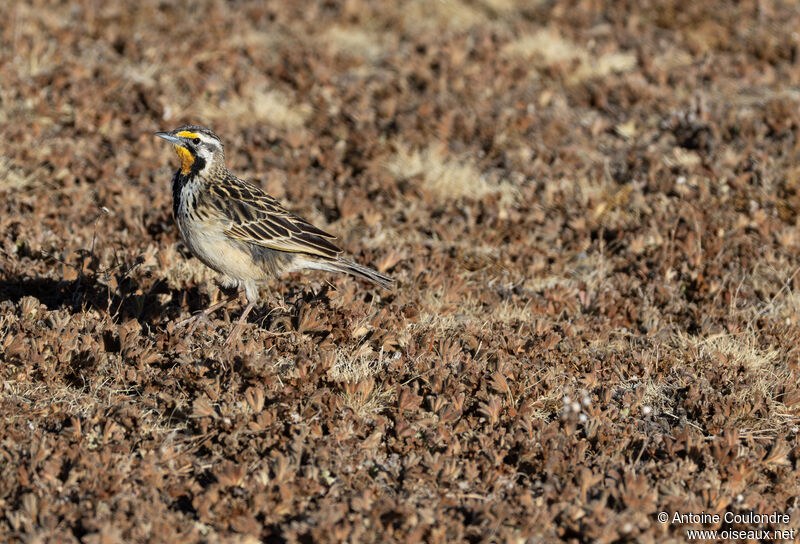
xmin=192 ymin=137 xmax=201 ymax=145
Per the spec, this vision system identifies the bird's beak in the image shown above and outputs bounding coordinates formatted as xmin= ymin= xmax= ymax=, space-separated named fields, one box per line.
xmin=155 ymin=132 xmax=182 ymax=145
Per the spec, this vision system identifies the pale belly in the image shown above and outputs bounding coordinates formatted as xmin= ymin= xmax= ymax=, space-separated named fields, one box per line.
xmin=177 ymin=216 xmax=270 ymax=283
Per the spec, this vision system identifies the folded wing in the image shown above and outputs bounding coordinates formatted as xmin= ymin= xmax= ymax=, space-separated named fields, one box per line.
xmin=208 ymin=177 xmax=342 ymax=260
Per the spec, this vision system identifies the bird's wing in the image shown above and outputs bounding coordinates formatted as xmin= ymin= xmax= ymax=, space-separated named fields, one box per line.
xmin=208 ymin=177 xmax=342 ymax=260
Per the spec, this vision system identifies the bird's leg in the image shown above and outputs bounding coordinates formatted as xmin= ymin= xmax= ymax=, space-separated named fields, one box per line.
xmin=223 ymin=283 xmax=261 ymax=346
xmin=223 ymin=300 xmax=256 ymax=346
xmin=176 ymin=289 xmax=240 ymax=330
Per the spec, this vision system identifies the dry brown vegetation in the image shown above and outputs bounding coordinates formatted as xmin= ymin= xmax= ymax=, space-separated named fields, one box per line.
xmin=2 ymin=0 xmax=800 ymax=542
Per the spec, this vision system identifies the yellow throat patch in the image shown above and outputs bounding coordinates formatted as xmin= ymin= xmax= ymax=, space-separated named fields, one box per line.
xmin=173 ymin=145 xmax=194 ymax=174
xmin=170 ymin=131 xmax=200 ymax=174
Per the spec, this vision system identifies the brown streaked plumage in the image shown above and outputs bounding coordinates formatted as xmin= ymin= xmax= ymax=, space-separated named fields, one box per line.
xmin=155 ymin=125 xmax=395 ymax=344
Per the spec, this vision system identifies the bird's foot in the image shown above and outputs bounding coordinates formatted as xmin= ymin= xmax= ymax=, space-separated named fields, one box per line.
xmin=175 ymin=311 xmax=213 ymax=333
xmin=175 ymin=293 xmax=240 ymax=333
xmin=222 ymin=323 xmax=243 ymax=347
xmin=222 ymin=300 xmax=256 ymax=347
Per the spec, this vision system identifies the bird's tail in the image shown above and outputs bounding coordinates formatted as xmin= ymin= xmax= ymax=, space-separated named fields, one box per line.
xmin=328 ymin=258 xmax=396 ymax=291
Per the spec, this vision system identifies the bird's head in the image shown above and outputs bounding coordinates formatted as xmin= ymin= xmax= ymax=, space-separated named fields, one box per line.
xmin=155 ymin=125 xmax=224 ymax=176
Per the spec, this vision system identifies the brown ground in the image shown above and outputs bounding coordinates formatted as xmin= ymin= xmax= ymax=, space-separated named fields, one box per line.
xmin=2 ymin=0 xmax=800 ymax=542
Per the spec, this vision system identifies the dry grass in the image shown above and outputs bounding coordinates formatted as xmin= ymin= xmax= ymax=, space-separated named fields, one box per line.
xmin=198 ymin=85 xmax=312 ymax=130
xmin=385 ymin=143 xmax=518 ymax=205
xmin=399 ymin=0 xmax=485 ymax=31
xmin=320 ymin=26 xmax=388 ymax=62
xmin=0 ymin=157 xmax=39 ymax=191
xmin=746 ymin=260 xmax=800 ymax=326
xmin=330 ymin=345 xmax=394 ymax=418
xmin=328 ymin=343 xmax=388 ymax=383
xmin=503 ymin=27 xmax=637 ymax=83
xmin=674 ymin=331 xmax=780 ymax=372
xmin=476 ymin=0 xmax=543 ymax=15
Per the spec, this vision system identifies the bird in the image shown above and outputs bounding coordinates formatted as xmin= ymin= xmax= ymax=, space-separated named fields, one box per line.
xmin=155 ymin=125 xmax=395 ymax=344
